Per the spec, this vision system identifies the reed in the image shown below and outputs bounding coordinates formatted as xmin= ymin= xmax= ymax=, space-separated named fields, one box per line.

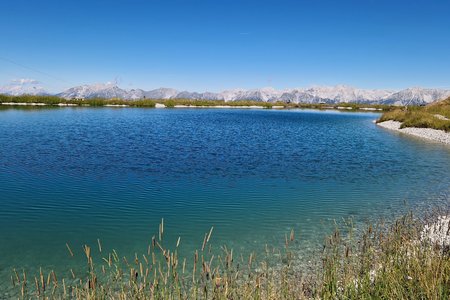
xmin=9 ymin=209 xmax=450 ymax=299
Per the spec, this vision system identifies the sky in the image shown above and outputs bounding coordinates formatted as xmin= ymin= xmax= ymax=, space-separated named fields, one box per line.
xmin=1 ymin=0 xmax=450 ymax=93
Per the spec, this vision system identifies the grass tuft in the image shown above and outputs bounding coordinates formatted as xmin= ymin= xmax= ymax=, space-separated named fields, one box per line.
xmin=10 ymin=211 xmax=450 ymax=299
xmin=378 ymin=97 xmax=450 ymax=132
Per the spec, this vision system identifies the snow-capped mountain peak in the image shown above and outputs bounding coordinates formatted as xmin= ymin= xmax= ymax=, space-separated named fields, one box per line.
xmin=56 ymin=83 xmax=130 ymax=99
xmin=0 ymin=80 xmax=49 ymax=96
xmin=381 ymin=88 xmax=450 ymax=106
xmin=3 ymin=81 xmax=450 ymax=106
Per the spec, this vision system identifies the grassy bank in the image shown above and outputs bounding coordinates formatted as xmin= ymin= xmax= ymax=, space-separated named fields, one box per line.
xmin=0 ymin=94 xmax=395 ymax=111
xmin=378 ymin=97 xmax=450 ymax=132
xmin=10 ymin=211 xmax=449 ymax=299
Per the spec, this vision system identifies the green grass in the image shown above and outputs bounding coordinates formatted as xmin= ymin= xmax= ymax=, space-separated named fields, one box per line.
xmin=10 ymin=210 xmax=450 ymax=299
xmin=378 ymin=97 xmax=450 ymax=132
xmin=0 ymin=94 xmax=63 ymax=105
xmin=0 ymin=94 xmax=396 ymax=112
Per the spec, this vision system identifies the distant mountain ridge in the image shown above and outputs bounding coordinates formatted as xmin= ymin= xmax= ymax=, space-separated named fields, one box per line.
xmin=2 ymin=82 xmax=450 ymax=105
xmin=0 ymin=82 xmax=48 ymax=96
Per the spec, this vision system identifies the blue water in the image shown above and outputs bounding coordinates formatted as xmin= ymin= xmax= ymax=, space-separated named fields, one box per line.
xmin=0 ymin=107 xmax=449 ymax=292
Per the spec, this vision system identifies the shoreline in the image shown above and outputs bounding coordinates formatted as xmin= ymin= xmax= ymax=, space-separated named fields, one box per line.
xmin=0 ymin=101 xmax=384 ymax=112
xmin=377 ymin=120 xmax=450 ymax=145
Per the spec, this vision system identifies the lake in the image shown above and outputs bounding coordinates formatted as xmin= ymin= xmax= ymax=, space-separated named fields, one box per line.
xmin=0 ymin=107 xmax=449 ymax=293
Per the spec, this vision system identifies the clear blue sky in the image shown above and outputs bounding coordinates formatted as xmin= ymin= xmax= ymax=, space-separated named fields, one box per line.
xmin=1 ymin=0 xmax=450 ymax=92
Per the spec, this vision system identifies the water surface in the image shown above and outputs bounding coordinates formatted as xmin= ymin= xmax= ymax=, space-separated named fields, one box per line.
xmin=0 ymin=108 xmax=449 ymax=292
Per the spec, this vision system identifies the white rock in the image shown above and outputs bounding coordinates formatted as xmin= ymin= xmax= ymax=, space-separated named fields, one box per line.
xmin=377 ymin=120 xmax=450 ymax=145
xmin=434 ymin=114 xmax=449 ymax=121
xmin=67 ymin=103 xmax=78 ymax=106
xmin=421 ymin=216 xmax=450 ymax=247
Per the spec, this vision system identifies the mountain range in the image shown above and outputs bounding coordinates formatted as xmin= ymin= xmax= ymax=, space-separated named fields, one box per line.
xmin=1 ymin=82 xmax=450 ymax=106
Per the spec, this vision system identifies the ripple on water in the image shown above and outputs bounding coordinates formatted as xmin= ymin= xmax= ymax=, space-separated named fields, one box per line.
xmin=0 ymin=108 xmax=449 ymax=287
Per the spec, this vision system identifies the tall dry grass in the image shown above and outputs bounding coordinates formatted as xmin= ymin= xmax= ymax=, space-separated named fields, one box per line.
xmin=10 ymin=211 xmax=450 ymax=299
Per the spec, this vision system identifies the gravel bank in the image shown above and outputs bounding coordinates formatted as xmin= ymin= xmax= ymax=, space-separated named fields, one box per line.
xmin=377 ymin=120 xmax=450 ymax=145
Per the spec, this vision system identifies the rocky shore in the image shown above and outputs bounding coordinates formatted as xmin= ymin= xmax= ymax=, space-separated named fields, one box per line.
xmin=377 ymin=120 xmax=450 ymax=145
xmin=421 ymin=216 xmax=450 ymax=248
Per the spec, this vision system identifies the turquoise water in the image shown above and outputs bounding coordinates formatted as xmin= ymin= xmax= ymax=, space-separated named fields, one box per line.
xmin=0 ymin=108 xmax=449 ymax=293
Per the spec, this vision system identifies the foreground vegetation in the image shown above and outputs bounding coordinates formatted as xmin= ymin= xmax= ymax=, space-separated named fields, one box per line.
xmin=378 ymin=97 xmax=450 ymax=132
xmin=10 ymin=210 xmax=450 ymax=299
xmin=0 ymin=94 xmax=395 ymax=111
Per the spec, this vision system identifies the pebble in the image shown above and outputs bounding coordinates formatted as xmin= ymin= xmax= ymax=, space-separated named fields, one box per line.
xmin=377 ymin=120 xmax=450 ymax=145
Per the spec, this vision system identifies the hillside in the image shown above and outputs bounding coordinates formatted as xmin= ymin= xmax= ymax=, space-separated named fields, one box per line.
xmin=378 ymin=97 xmax=450 ymax=131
